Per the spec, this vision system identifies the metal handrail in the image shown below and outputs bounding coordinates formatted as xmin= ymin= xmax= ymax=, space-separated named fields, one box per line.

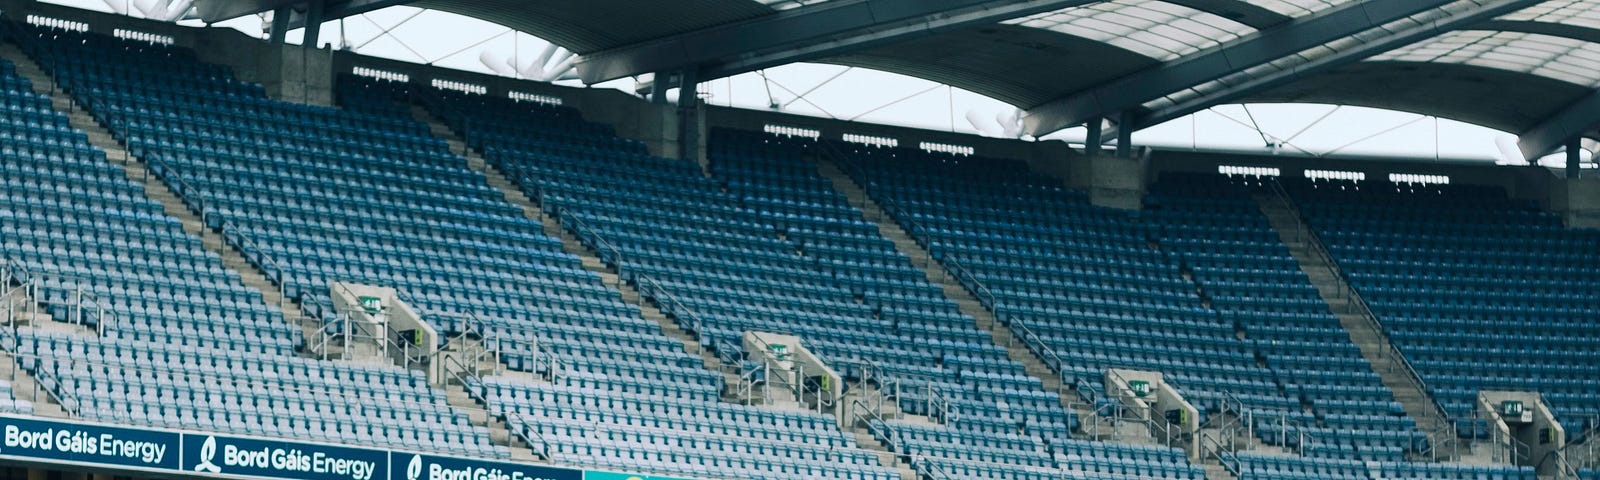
xmin=942 ymin=256 xmax=996 ymax=310
xmin=220 ymin=220 xmax=292 ymax=320
xmin=635 ymin=275 xmax=707 ymax=335
xmin=142 ymin=153 xmax=207 ymax=227
xmin=503 ymin=412 xmax=552 ymax=460
xmin=29 ymin=365 xmax=79 ymax=416
xmin=1104 ymin=369 xmax=1178 ymax=447
xmin=549 ymin=202 xmax=711 ymax=344
xmin=1540 ymin=450 xmax=1580 ymax=480
xmin=1200 ymin=431 xmax=1243 ymax=477
xmin=306 ymin=315 xmax=344 ymax=360
xmin=746 ymin=331 xmax=806 ymax=404
xmin=3 ymin=350 xmax=518 ymax=458
xmin=557 ymin=208 xmax=624 ymax=271
xmin=24 ymin=273 xmax=109 ymax=335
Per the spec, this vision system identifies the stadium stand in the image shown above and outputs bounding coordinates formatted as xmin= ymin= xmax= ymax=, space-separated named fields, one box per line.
xmin=0 ymin=32 xmax=500 ymax=455
xmin=1288 ymin=178 xmax=1600 ymax=438
xmin=1148 ymin=173 xmax=1426 ymax=461
xmin=2 ymin=6 xmax=1597 ymax=480
xmin=403 ymin=79 xmax=1101 ymax=478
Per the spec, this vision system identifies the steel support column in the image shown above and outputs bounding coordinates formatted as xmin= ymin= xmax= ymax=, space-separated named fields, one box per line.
xmin=1085 ymin=119 xmax=1103 ymax=157
xmin=268 ymin=6 xmax=291 ymax=45
xmin=302 ymin=0 xmax=324 ymax=49
xmin=1569 ymin=138 xmax=1584 ymax=179
xmin=1116 ymin=111 xmax=1134 ymax=158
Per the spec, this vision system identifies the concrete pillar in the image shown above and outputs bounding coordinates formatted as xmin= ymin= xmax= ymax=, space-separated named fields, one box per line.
xmin=1084 ymin=118 xmax=1103 ymax=157
xmin=677 ymin=68 xmax=704 ymax=167
xmin=1116 ymin=110 xmax=1134 ymax=158
xmin=1568 ymin=137 xmax=1582 ymax=179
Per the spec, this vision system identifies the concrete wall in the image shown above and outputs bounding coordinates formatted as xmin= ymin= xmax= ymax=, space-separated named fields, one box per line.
xmin=1551 ymin=177 xmax=1600 ymax=228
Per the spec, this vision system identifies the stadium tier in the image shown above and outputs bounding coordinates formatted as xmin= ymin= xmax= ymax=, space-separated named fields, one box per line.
xmin=1149 ymin=173 xmax=1425 ymax=461
xmin=0 ymin=11 xmax=1595 ymax=480
xmin=1289 ymin=179 xmax=1600 ymax=435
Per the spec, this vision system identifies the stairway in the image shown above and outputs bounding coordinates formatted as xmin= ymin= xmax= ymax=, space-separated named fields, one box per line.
xmin=409 ymin=106 xmax=722 ymax=374
xmin=440 ymin=380 xmax=542 ymax=463
xmin=854 ymin=427 xmax=920 ymax=480
xmin=0 ymin=43 xmax=313 ymax=340
xmin=1203 ymin=463 xmax=1240 ymax=480
xmin=1256 ymin=190 xmax=1457 ymax=454
xmin=813 ymin=158 xmax=1097 ymax=427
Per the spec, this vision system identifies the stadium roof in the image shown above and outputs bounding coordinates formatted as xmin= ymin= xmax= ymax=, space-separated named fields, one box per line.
xmin=194 ymin=0 xmax=1600 ymax=159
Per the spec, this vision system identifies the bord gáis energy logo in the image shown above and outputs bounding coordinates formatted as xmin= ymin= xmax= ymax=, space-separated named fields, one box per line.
xmin=407 ymin=454 xmax=423 ymax=480
xmin=194 ymin=436 xmax=222 ymax=473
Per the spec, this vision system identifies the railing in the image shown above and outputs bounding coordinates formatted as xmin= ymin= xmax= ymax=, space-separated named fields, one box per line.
xmin=745 ymin=332 xmax=805 ymax=404
xmin=941 ymin=256 xmax=995 ymax=311
xmin=1258 ymin=411 xmax=1319 ymax=456
xmin=635 ymin=275 xmax=706 ymax=337
xmin=1199 ymin=431 xmax=1243 ymax=478
xmin=504 ymin=412 xmax=552 ymax=460
xmin=550 ymin=202 xmax=712 ymax=349
xmin=1264 ymin=178 xmax=1457 ymax=452
xmin=1005 ymin=316 xmax=1071 ymax=396
xmin=1104 ymin=369 xmax=1180 ymax=448
xmin=140 ymin=153 xmax=211 ymax=230
xmin=219 ymin=220 xmax=293 ymax=321
xmin=24 ymin=272 xmax=111 ymax=335
xmin=1 ymin=350 xmax=524 ymax=459
xmin=435 ymin=311 xmax=505 ymax=378
xmin=306 ymin=315 xmax=344 ymax=360
xmin=556 ymin=207 xmax=624 ymax=275
xmin=136 ymin=149 xmax=305 ymax=327
xmin=1540 ymin=450 xmax=1581 ymax=480
xmin=832 ymin=358 xmax=891 ymax=419
xmin=29 ymin=365 xmax=79 ymax=416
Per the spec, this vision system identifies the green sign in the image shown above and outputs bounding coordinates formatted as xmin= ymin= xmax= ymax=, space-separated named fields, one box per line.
xmin=1501 ymin=400 xmax=1524 ymax=417
xmin=358 ymin=296 xmax=382 ymax=313
xmin=1129 ymin=380 xmax=1151 ymax=397
xmin=584 ymin=471 xmax=693 ymax=480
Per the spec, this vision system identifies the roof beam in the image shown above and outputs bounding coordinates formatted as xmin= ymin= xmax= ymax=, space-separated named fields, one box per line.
xmin=1126 ymin=0 xmax=1551 ymax=134
xmin=194 ymin=0 xmax=306 ymax=23
xmin=1162 ymin=0 xmax=1292 ymax=30
xmin=1518 ymin=89 xmax=1600 ymax=160
xmin=573 ymin=0 xmax=1095 ymax=85
xmin=1472 ymin=19 xmax=1600 ymax=44
xmin=286 ymin=0 xmax=415 ymax=29
xmin=1021 ymin=0 xmax=1462 ymax=136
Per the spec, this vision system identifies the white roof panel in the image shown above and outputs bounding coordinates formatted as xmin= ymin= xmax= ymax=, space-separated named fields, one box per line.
xmin=1370 ymin=30 xmax=1600 ymax=87
xmin=1004 ymin=0 xmax=1256 ymax=61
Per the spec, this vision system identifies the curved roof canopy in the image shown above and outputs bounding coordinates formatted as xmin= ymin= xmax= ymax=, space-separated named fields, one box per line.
xmin=195 ymin=0 xmax=1600 ymax=159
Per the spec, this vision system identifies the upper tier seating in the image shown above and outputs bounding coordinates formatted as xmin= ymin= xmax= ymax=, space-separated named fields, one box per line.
xmin=1150 ymin=173 xmax=1424 ymax=460
xmin=1289 ymin=178 xmax=1600 ymax=435
xmin=356 ymin=76 xmax=898 ymax=480
xmin=0 ymin=30 xmax=499 ymax=457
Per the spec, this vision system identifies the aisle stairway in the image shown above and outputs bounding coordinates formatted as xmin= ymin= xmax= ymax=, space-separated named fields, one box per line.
xmin=409 ymin=105 xmax=723 ymax=375
xmin=1255 ymin=188 xmax=1457 ymax=459
xmin=813 ymin=157 xmax=1100 ymax=434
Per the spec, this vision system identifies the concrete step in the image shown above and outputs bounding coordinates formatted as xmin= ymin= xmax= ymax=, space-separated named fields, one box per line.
xmin=0 ymin=351 xmax=69 ymax=418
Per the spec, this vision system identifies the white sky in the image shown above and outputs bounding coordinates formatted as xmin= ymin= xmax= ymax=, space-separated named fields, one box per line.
xmin=45 ymin=0 xmax=1596 ymax=166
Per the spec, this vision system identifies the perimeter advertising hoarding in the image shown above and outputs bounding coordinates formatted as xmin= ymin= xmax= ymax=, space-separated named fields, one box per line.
xmin=0 ymin=415 xmax=672 ymax=480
